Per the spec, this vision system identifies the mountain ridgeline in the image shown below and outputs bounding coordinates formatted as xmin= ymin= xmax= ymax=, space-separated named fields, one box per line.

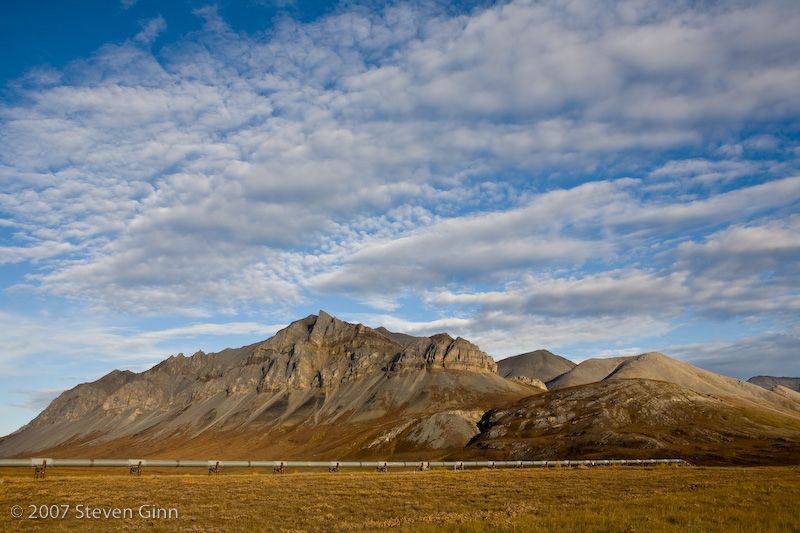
xmin=748 ymin=376 xmax=800 ymax=393
xmin=2 ymin=312 xmax=800 ymax=465
xmin=0 ymin=312 xmax=536 ymax=459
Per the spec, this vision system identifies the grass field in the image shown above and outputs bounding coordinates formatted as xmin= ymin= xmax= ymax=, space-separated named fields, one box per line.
xmin=1 ymin=465 xmax=799 ymax=531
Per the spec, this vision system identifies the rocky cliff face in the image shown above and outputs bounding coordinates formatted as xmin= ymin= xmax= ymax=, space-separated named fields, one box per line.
xmin=24 ymin=312 xmax=499 ymax=427
xmin=249 ymin=311 xmax=496 ymax=388
xmin=0 ymin=312 xmax=532 ymax=458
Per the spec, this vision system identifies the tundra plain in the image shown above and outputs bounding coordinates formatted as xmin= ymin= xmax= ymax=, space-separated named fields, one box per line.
xmin=1 ymin=466 xmax=799 ymax=532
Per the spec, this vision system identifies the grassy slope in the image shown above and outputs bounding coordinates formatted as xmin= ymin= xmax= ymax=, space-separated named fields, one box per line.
xmin=0 ymin=466 xmax=798 ymax=531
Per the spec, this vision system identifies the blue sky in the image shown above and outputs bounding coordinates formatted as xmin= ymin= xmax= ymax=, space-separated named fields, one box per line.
xmin=1 ymin=0 xmax=799 ymax=437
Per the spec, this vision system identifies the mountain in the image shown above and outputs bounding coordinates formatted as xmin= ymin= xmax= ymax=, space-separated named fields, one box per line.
xmin=0 ymin=312 xmax=538 ymax=459
xmin=496 ymin=349 xmax=576 ymax=384
xmin=460 ymin=378 xmax=800 ymax=466
xmin=545 ymin=357 xmax=630 ymax=389
xmin=748 ymin=376 xmax=800 ymax=393
xmin=546 ymin=352 xmax=800 ymax=412
xmin=4 ymin=313 xmax=800 ymax=466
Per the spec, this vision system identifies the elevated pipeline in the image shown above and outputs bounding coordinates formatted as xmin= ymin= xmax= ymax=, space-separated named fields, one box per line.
xmin=0 ymin=458 xmax=691 ymax=471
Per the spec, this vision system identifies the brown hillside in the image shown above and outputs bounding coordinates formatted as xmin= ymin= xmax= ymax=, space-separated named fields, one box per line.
xmin=547 ymin=352 xmax=800 ymax=413
xmin=459 ymin=378 xmax=800 ymax=466
xmin=546 ymin=357 xmax=629 ymax=389
xmin=496 ymin=349 xmax=576 ymax=383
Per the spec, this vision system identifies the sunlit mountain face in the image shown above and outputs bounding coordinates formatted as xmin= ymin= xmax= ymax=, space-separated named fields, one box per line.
xmin=1 ymin=0 xmax=799 ymax=437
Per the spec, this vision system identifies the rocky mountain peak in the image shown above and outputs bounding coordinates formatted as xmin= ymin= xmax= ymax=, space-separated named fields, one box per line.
xmin=258 ymin=311 xmax=363 ymax=352
xmin=308 ymin=310 xmax=356 ymax=345
xmin=249 ymin=312 xmax=497 ymax=389
xmin=121 ymin=312 xmax=498 ymax=401
xmin=386 ymin=331 xmax=496 ymax=373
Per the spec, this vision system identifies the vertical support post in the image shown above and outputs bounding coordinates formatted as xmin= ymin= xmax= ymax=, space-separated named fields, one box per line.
xmin=34 ymin=460 xmax=47 ymax=479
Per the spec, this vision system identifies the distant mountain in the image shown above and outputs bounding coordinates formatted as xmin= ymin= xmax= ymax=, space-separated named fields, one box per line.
xmin=748 ymin=376 xmax=800 ymax=393
xmin=0 ymin=312 xmax=537 ymax=459
xmin=461 ymin=379 xmax=800 ymax=466
xmin=546 ymin=352 xmax=800 ymax=412
xmin=545 ymin=357 xmax=630 ymax=390
xmin=496 ymin=349 xmax=576 ymax=384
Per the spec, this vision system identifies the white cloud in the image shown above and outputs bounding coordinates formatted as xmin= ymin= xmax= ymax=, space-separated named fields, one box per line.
xmin=0 ymin=312 xmax=283 ymax=370
xmin=355 ymin=308 xmax=674 ymax=358
xmin=431 ymin=269 xmax=691 ymax=318
xmin=9 ymin=387 xmax=68 ymax=411
xmin=356 ymin=314 xmax=474 ymax=338
xmin=613 ymin=176 xmax=800 ymax=232
xmin=309 ymin=176 xmax=800 ymax=308
xmin=0 ymin=241 xmax=78 ymax=265
xmin=667 ymin=216 xmax=800 ymax=280
xmin=648 ymin=158 xmax=763 ymax=185
xmin=134 ymin=16 xmax=167 ymax=45
xmin=668 ymin=329 xmax=800 ymax=379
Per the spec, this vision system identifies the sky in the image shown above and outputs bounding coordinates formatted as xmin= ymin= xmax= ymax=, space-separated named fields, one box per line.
xmin=1 ymin=0 xmax=799 ymax=437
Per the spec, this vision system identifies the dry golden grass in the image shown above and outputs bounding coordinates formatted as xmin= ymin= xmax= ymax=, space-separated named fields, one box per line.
xmin=1 ymin=465 xmax=799 ymax=531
